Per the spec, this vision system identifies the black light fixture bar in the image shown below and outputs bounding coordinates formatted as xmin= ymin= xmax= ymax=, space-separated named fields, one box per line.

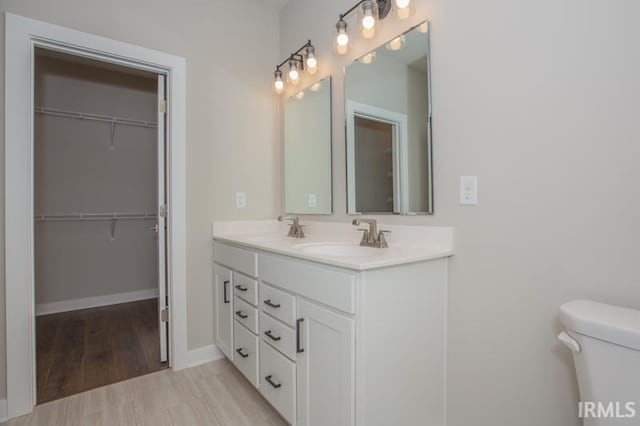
xmin=275 ymin=40 xmax=313 ymax=72
xmin=339 ymin=0 xmax=391 ymax=21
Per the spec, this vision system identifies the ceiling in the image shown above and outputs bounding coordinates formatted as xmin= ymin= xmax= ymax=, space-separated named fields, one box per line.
xmin=260 ymin=0 xmax=292 ymax=9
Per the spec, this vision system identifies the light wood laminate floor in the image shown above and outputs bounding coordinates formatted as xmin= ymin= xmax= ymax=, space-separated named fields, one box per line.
xmin=3 ymin=358 xmax=287 ymax=426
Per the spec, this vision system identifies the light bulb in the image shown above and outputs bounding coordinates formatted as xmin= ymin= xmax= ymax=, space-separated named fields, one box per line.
xmin=395 ymin=0 xmax=410 ymax=19
xmin=273 ymin=70 xmax=284 ymax=95
xmin=309 ymin=82 xmax=322 ymax=92
xmin=335 ymin=19 xmax=349 ymax=55
xmin=395 ymin=0 xmax=410 ymax=8
xmin=386 ymin=35 xmax=405 ymax=51
xmin=288 ymin=60 xmax=300 ymax=85
xmin=362 ymin=15 xmax=375 ymax=29
xmin=360 ymin=51 xmax=376 ymax=64
xmin=295 ymin=91 xmax=305 ymax=100
xmin=417 ymin=21 xmax=429 ymax=33
xmin=305 ymin=46 xmax=318 ymax=74
xmin=361 ymin=1 xmax=376 ymax=29
xmin=337 ymin=33 xmax=349 ymax=46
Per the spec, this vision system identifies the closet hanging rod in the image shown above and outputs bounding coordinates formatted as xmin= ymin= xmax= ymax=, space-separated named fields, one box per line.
xmin=35 ymin=106 xmax=158 ymax=129
xmin=35 ymin=212 xmax=158 ymax=222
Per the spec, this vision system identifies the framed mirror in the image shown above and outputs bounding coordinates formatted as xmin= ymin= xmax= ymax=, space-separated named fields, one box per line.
xmin=345 ymin=21 xmax=433 ymax=215
xmin=284 ymin=77 xmax=332 ymax=214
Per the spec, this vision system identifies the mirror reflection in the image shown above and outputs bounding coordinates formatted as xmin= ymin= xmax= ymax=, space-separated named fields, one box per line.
xmin=345 ymin=21 xmax=433 ymax=215
xmin=284 ymin=77 xmax=332 ymax=214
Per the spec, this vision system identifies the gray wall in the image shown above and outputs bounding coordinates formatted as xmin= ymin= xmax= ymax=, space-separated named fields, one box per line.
xmin=35 ymin=55 xmax=158 ymax=306
xmin=0 ymin=0 xmax=280 ymax=398
xmin=280 ymin=0 xmax=640 ymax=425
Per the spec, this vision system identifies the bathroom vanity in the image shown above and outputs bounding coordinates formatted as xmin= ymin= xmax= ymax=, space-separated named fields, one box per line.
xmin=213 ymin=220 xmax=453 ymax=426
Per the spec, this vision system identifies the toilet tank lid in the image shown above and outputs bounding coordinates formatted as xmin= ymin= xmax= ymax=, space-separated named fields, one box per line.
xmin=559 ymin=300 xmax=640 ymax=351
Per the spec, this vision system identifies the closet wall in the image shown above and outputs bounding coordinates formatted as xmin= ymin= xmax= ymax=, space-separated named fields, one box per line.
xmin=34 ymin=51 xmax=159 ymax=314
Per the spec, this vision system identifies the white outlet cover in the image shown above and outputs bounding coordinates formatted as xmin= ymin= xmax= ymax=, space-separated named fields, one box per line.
xmin=235 ymin=192 xmax=247 ymax=209
xmin=459 ymin=176 xmax=478 ymax=205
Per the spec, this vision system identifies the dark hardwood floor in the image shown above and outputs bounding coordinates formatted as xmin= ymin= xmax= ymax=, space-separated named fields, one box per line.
xmin=36 ymin=298 xmax=168 ymax=404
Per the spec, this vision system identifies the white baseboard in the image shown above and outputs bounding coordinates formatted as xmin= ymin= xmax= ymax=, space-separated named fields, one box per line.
xmin=36 ymin=288 xmax=159 ymax=316
xmin=187 ymin=344 xmax=225 ymax=367
xmin=0 ymin=398 xmax=7 ymax=422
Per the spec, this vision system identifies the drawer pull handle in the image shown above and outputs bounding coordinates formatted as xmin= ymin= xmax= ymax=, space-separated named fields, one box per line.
xmin=264 ymin=299 xmax=281 ymax=309
xmin=235 ymin=310 xmax=248 ymax=319
xmin=296 ymin=318 xmax=305 ymax=353
xmin=235 ymin=285 xmax=248 ymax=292
xmin=264 ymin=330 xmax=281 ymax=341
xmin=235 ymin=348 xmax=249 ymax=358
xmin=265 ymin=375 xmax=282 ymax=389
xmin=223 ymin=280 xmax=230 ymax=304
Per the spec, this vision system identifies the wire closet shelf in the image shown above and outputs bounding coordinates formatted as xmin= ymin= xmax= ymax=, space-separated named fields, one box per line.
xmin=35 ymin=106 xmax=158 ymax=128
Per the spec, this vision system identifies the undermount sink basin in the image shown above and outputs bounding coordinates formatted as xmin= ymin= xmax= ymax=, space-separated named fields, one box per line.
xmin=295 ymin=242 xmax=386 ymax=257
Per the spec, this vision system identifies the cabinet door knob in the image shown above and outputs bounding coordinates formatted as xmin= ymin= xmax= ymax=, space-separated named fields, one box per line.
xmin=265 ymin=375 xmax=282 ymax=389
xmin=235 ymin=310 xmax=248 ymax=319
xmin=264 ymin=299 xmax=281 ymax=309
xmin=264 ymin=330 xmax=281 ymax=341
xmin=235 ymin=348 xmax=249 ymax=358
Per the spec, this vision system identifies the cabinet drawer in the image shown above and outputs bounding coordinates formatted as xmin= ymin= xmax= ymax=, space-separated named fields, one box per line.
xmin=259 ymin=340 xmax=296 ymax=424
xmin=233 ymin=272 xmax=258 ymax=306
xmin=260 ymin=282 xmax=296 ymax=327
xmin=234 ymin=297 xmax=258 ymax=334
xmin=233 ymin=320 xmax=259 ymax=387
xmin=259 ymin=253 xmax=355 ymax=314
xmin=260 ymin=312 xmax=296 ymax=361
xmin=214 ymin=241 xmax=258 ymax=278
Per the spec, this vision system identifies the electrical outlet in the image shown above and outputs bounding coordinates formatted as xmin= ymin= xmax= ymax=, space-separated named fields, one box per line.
xmin=308 ymin=193 xmax=317 ymax=208
xmin=459 ymin=176 xmax=478 ymax=205
xmin=235 ymin=192 xmax=247 ymax=209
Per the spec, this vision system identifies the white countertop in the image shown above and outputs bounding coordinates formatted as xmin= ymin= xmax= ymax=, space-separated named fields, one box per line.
xmin=212 ymin=220 xmax=454 ymax=271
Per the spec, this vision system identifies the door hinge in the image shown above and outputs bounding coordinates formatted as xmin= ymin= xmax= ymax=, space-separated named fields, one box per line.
xmin=161 ymin=308 xmax=169 ymax=322
xmin=160 ymin=204 xmax=168 ymax=218
xmin=159 ymin=99 xmax=167 ymax=113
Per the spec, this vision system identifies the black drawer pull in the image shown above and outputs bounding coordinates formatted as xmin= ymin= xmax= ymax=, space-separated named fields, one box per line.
xmin=296 ymin=318 xmax=304 ymax=353
xmin=235 ymin=310 xmax=248 ymax=319
xmin=265 ymin=375 xmax=282 ymax=389
xmin=235 ymin=348 xmax=249 ymax=358
xmin=235 ymin=285 xmax=248 ymax=292
xmin=264 ymin=330 xmax=281 ymax=341
xmin=223 ymin=280 xmax=230 ymax=304
xmin=264 ymin=299 xmax=281 ymax=309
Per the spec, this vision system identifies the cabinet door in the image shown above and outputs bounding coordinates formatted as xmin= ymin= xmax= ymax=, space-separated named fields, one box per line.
xmin=297 ymin=299 xmax=355 ymax=426
xmin=214 ymin=264 xmax=233 ymax=359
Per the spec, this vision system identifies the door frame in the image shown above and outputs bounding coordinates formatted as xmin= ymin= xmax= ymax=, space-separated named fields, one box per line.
xmin=345 ymin=100 xmax=408 ymax=214
xmin=4 ymin=13 xmax=188 ymax=419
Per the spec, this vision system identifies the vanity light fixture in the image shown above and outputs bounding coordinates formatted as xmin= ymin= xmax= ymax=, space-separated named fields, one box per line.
xmin=334 ymin=0 xmax=391 ymax=55
xmin=272 ymin=40 xmax=318 ymax=95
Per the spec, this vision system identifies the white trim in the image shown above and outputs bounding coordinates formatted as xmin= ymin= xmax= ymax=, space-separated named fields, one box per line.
xmin=4 ymin=13 xmax=188 ymax=420
xmin=35 ymin=289 xmax=159 ymax=316
xmin=345 ymin=100 xmax=409 ymax=214
xmin=187 ymin=345 xmax=226 ymax=367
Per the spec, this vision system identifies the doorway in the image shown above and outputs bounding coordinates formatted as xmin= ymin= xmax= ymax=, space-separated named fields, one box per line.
xmin=33 ymin=48 xmax=169 ymax=403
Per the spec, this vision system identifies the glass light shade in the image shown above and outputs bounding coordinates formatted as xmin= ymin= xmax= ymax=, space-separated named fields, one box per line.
xmin=305 ymin=47 xmax=318 ymax=75
xmin=360 ymin=51 xmax=376 ymax=64
xmin=386 ymin=35 xmax=405 ymax=51
xmin=361 ymin=26 xmax=375 ymax=39
xmin=395 ymin=0 xmax=410 ymax=8
xmin=273 ymin=70 xmax=284 ymax=94
xmin=309 ymin=81 xmax=322 ymax=92
xmin=335 ymin=19 xmax=350 ymax=55
xmin=359 ymin=1 xmax=378 ymax=39
xmin=288 ymin=60 xmax=300 ymax=85
xmin=395 ymin=0 xmax=411 ymax=19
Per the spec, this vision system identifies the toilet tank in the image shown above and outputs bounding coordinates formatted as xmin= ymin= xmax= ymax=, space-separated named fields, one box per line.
xmin=559 ymin=300 xmax=640 ymax=426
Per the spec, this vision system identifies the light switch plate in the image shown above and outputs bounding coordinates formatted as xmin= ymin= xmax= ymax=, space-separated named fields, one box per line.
xmin=459 ymin=176 xmax=478 ymax=205
xmin=235 ymin=192 xmax=247 ymax=209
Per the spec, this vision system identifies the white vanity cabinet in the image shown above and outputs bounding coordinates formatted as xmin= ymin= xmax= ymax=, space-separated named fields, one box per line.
xmin=213 ymin=239 xmax=448 ymax=426
xmin=213 ymin=264 xmax=233 ymax=359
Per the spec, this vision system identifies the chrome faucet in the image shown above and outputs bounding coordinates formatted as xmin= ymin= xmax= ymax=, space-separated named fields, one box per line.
xmin=352 ymin=218 xmax=389 ymax=248
xmin=278 ymin=216 xmax=305 ymax=238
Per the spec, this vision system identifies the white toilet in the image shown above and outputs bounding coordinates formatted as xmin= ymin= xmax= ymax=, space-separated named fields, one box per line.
xmin=558 ymin=300 xmax=640 ymax=426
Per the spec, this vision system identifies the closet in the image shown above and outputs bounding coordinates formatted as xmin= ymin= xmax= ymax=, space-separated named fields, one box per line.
xmin=33 ymin=48 xmax=168 ymax=403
